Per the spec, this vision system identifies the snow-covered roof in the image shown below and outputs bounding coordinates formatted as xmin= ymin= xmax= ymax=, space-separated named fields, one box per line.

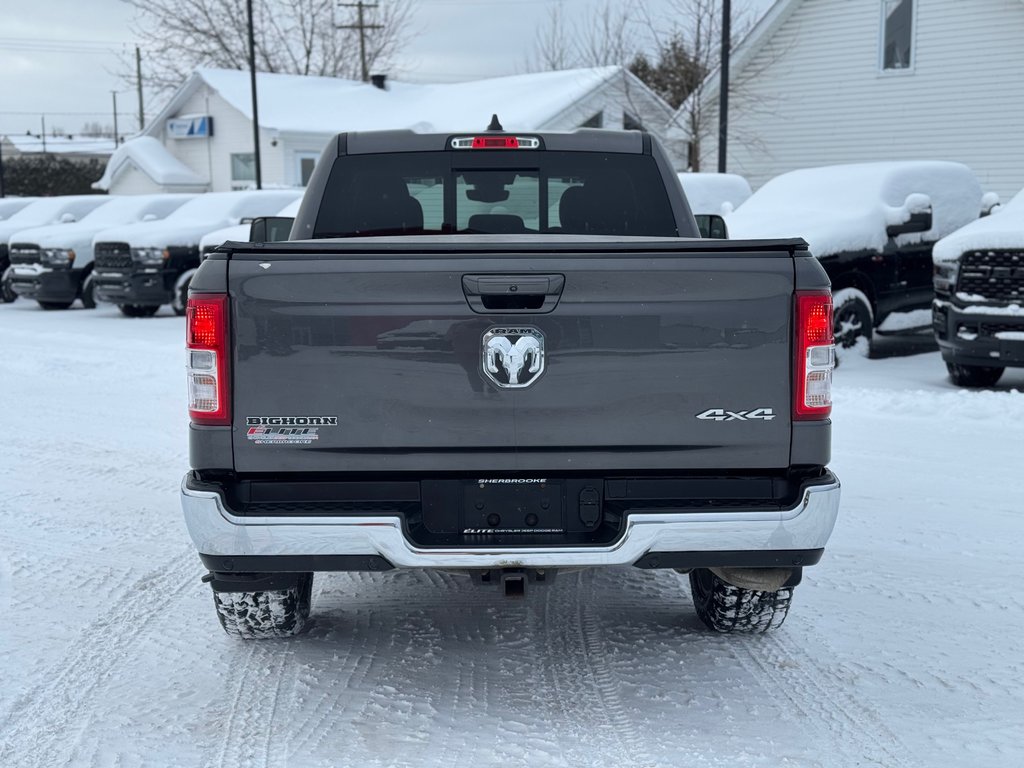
xmin=2 ymin=134 xmax=115 ymax=156
xmin=934 ymin=188 xmax=1024 ymax=264
xmin=727 ymin=161 xmax=984 ymax=257
xmin=92 ymin=137 xmax=206 ymax=191
xmin=154 ymin=66 xmax=658 ymax=135
xmin=677 ymin=173 xmax=752 ymax=215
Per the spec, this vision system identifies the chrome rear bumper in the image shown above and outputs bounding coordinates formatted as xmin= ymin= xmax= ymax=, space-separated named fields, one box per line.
xmin=181 ymin=474 xmax=841 ymax=570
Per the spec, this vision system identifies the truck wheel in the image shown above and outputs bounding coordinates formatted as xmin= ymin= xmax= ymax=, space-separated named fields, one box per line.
xmin=946 ymin=362 xmax=1004 ymax=388
xmin=688 ymin=568 xmax=792 ymax=634
xmin=80 ymin=274 xmax=96 ymax=309
xmin=1 ymin=270 xmax=17 ymax=303
xmin=172 ymin=278 xmax=190 ymax=316
xmin=213 ymin=574 xmax=313 ymax=639
xmin=832 ymin=288 xmax=873 ymax=353
xmin=118 ymin=304 xmax=160 ymax=318
xmin=38 ymin=300 xmax=74 ymax=310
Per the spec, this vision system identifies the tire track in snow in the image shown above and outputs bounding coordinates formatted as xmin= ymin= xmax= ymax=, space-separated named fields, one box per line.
xmin=0 ymin=547 xmax=198 ymax=767
xmin=542 ymin=570 xmax=658 ymax=767
xmin=214 ymin=645 xmax=295 ymax=768
xmin=726 ymin=622 xmax=911 ymax=767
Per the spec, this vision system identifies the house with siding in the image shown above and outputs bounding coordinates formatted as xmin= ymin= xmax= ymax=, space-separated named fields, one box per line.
xmin=96 ymin=67 xmax=675 ymax=195
xmin=673 ymin=0 xmax=1024 ymax=200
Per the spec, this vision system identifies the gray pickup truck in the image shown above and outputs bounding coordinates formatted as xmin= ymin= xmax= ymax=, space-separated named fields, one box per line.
xmin=180 ymin=127 xmax=841 ymax=639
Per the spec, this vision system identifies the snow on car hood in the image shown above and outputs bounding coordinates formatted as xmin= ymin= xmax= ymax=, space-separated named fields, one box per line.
xmin=933 ymin=188 xmax=1024 ymax=264
xmin=199 ymin=223 xmax=249 ymax=251
xmin=727 ymin=161 xmax=984 ymax=257
xmin=93 ymin=219 xmax=232 ymax=248
xmin=677 ymin=173 xmax=752 ymax=215
xmin=93 ymin=191 xmax=301 ymax=248
xmin=0 ymin=196 xmax=111 ymax=242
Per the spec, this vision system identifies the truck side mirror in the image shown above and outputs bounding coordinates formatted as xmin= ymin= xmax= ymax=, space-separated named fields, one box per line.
xmin=695 ymin=214 xmax=729 ymax=239
xmin=886 ymin=209 xmax=932 ymax=237
xmin=249 ymin=216 xmax=295 ymax=243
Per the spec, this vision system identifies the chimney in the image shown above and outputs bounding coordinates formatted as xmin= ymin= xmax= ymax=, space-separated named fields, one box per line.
xmin=370 ymin=74 xmax=387 ymax=90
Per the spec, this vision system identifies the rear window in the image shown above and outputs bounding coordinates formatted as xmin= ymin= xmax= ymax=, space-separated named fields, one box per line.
xmin=313 ymin=151 xmax=678 ymax=238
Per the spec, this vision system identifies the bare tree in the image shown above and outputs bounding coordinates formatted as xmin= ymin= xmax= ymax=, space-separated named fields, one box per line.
xmin=529 ymin=0 xmax=640 ymax=71
xmin=643 ymin=0 xmax=761 ymax=171
xmin=122 ymin=0 xmax=415 ymax=95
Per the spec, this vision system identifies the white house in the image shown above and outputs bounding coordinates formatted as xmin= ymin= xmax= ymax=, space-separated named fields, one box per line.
xmin=676 ymin=0 xmax=1024 ymax=199
xmin=96 ymin=67 xmax=676 ymax=195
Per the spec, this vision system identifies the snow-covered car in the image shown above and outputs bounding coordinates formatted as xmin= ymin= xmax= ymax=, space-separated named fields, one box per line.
xmin=0 ymin=197 xmax=38 ymax=221
xmin=932 ymin=187 xmax=1024 ymax=387
xmin=677 ymin=172 xmax=751 ymax=237
xmin=727 ymin=162 xmax=991 ymax=350
xmin=92 ymin=190 xmax=302 ymax=317
xmin=7 ymin=194 xmax=195 ymax=310
xmin=197 ymin=197 xmax=302 ymax=255
xmin=1 ymin=195 xmax=112 ymax=303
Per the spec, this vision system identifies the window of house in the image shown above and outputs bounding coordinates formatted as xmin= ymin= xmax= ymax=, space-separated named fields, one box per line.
xmin=231 ymin=153 xmax=256 ymax=182
xmin=579 ymin=111 xmax=603 ymax=128
xmin=881 ymin=0 xmax=914 ymax=71
xmin=623 ymin=111 xmax=644 ymax=131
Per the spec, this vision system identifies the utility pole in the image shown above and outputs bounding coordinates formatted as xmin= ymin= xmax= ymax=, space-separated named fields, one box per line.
xmin=136 ymin=46 xmax=145 ymax=131
xmin=717 ymin=0 xmax=731 ymax=173
xmin=112 ymin=91 xmax=119 ymax=148
xmin=247 ymin=0 xmax=262 ymax=189
xmin=41 ymin=116 xmax=47 ymax=152
xmin=0 ymin=138 xmax=6 ymax=198
xmin=338 ymin=1 xmax=383 ymax=83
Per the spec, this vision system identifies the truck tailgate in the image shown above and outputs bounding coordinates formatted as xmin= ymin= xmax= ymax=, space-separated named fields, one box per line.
xmin=228 ymin=248 xmax=794 ymax=473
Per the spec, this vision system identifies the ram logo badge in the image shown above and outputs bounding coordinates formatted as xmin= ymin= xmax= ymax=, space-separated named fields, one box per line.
xmin=482 ymin=327 xmax=545 ymax=389
xmin=696 ymin=408 xmax=776 ymax=422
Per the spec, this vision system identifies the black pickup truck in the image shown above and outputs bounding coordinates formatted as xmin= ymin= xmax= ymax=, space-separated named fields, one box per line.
xmin=180 ymin=127 xmax=841 ymax=639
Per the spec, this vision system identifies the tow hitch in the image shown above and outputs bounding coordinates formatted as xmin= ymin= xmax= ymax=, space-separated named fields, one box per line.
xmin=471 ymin=568 xmax=555 ymax=598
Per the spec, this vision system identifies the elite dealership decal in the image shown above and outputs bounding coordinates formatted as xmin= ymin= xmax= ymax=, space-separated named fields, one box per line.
xmin=245 ymin=416 xmax=338 ymax=445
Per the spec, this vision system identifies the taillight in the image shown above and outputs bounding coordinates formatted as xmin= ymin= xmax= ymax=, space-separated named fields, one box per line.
xmin=794 ymin=291 xmax=834 ymax=420
xmin=186 ymin=295 xmax=229 ymax=425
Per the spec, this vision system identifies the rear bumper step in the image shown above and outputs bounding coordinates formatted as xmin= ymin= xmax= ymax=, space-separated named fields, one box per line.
xmin=181 ymin=472 xmax=840 ymax=570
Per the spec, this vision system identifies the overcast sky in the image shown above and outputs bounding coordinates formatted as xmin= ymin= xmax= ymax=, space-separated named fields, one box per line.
xmin=0 ymin=0 xmax=772 ymax=137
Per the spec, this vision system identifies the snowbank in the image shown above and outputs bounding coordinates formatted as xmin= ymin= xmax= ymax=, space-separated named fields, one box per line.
xmin=677 ymin=172 xmax=752 ymax=215
xmin=727 ymin=161 xmax=984 ymax=257
xmin=933 ymin=187 xmax=1024 ymax=264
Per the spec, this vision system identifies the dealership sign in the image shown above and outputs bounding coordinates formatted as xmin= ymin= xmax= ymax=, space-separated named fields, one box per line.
xmin=167 ymin=115 xmax=213 ymax=139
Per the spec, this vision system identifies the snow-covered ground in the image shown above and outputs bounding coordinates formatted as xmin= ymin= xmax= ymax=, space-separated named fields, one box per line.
xmin=2 ymin=300 xmax=1023 ymax=768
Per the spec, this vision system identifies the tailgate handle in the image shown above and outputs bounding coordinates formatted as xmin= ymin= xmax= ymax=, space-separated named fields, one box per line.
xmin=462 ymin=274 xmax=565 ymax=314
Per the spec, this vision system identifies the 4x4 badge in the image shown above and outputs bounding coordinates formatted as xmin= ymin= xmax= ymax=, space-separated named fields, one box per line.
xmin=482 ymin=327 xmax=545 ymax=389
xmin=696 ymin=408 xmax=776 ymax=422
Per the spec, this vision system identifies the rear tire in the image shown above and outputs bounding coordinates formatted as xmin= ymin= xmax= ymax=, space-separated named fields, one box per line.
xmin=946 ymin=362 xmax=1004 ymax=388
xmin=38 ymin=300 xmax=74 ymax=310
xmin=118 ymin=304 xmax=160 ymax=318
xmin=213 ymin=574 xmax=313 ymax=639
xmin=689 ymin=568 xmax=792 ymax=634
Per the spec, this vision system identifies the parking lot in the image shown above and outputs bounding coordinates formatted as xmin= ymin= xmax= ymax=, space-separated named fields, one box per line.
xmin=1 ymin=299 xmax=1022 ymax=767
